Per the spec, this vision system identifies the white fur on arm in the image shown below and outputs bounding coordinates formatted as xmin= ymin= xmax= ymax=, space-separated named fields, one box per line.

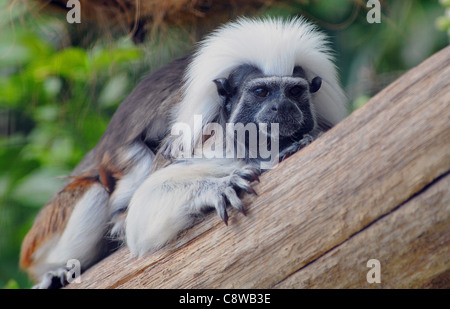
xmin=125 ymin=159 xmax=254 ymax=256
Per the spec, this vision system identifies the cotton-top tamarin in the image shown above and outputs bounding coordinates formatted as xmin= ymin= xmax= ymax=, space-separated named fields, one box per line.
xmin=20 ymin=17 xmax=347 ymax=288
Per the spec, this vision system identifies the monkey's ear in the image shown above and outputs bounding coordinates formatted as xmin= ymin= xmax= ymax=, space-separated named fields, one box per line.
xmin=309 ymin=76 xmax=322 ymax=93
xmin=213 ymin=78 xmax=232 ymax=99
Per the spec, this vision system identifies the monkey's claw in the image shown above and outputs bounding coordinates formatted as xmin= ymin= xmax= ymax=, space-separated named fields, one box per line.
xmin=279 ymin=134 xmax=314 ymax=161
xmin=197 ymin=165 xmax=259 ymax=225
xmin=235 ymin=166 xmax=261 ymax=183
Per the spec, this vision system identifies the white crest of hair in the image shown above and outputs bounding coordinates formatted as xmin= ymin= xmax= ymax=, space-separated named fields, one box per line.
xmin=170 ymin=16 xmax=347 ymax=157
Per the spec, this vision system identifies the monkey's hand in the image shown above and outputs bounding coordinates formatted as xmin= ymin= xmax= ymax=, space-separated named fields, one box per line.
xmin=279 ymin=134 xmax=314 ymax=161
xmin=193 ymin=165 xmax=260 ymax=225
xmin=32 ymin=266 xmax=71 ymax=289
xmin=126 ymin=161 xmax=260 ymax=256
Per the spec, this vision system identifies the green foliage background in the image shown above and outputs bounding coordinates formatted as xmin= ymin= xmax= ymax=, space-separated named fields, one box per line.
xmin=0 ymin=0 xmax=448 ymax=288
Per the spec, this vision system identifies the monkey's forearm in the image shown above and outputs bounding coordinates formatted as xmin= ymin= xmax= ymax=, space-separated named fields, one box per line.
xmin=125 ymin=159 xmax=259 ymax=256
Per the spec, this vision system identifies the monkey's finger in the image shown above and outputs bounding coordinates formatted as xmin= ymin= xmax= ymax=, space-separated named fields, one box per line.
xmin=230 ymin=175 xmax=257 ymax=195
xmin=243 ymin=185 xmax=257 ymax=196
xmin=223 ymin=187 xmax=245 ymax=215
xmin=238 ymin=167 xmax=261 ymax=183
xmin=240 ymin=173 xmax=259 ymax=183
xmin=214 ymin=198 xmax=228 ymax=226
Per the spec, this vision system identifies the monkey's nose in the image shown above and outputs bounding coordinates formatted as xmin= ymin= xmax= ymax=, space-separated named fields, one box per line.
xmin=269 ymin=101 xmax=296 ymax=114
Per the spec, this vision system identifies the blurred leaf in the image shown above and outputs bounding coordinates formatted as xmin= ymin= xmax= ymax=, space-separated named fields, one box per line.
xmin=31 ymin=48 xmax=88 ymax=81
xmin=99 ymin=73 xmax=129 ymax=107
xmin=435 ymin=15 xmax=450 ymax=31
xmin=35 ymin=105 xmax=59 ymax=122
xmin=43 ymin=77 xmax=63 ymax=98
xmin=11 ymin=167 xmax=68 ymax=208
xmin=353 ymin=95 xmax=371 ymax=111
xmin=19 ymin=33 xmax=54 ymax=59
xmin=76 ymin=113 xmax=109 ymax=149
xmin=3 ymin=279 xmax=20 ymax=289
xmin=0 ymin=76 xmax=23 ymax=106
xmin=90 ymin=47 xmax=143 ymax=72
xmin=440 ymin=0 xmax=450 ymax=7
xmin=0 ymin=42 xmax=31 ymax=68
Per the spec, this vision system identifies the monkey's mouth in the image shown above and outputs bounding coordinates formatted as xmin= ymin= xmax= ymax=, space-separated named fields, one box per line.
xmin=279 ymin=123 xmax=304 ymax=137
xmin=260 ymin=113 xmax=304 ymax=137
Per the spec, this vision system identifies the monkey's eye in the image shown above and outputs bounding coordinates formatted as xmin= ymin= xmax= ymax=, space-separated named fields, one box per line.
xmin=253 ymin=87 xmax=270 ymax=97
xmin=289 ymin=85 xmax=305 ymax=97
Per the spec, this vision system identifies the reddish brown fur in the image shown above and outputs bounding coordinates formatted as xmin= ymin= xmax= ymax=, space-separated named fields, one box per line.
xmin=20 ymin=177 xmax=100 ymax=271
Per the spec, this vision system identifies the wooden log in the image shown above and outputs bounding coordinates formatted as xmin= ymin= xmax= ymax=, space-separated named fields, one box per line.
xmin=66 ymin=46 xmax=450 ymax=289
xmin=274 ymin=173 xmax=450 ymax=288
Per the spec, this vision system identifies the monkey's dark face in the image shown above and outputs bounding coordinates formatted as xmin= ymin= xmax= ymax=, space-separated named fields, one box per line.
xmin=235 ymin=76 xmax=315 ymax=137
xmin=214 ymin=64 xmax=321 ymax=138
